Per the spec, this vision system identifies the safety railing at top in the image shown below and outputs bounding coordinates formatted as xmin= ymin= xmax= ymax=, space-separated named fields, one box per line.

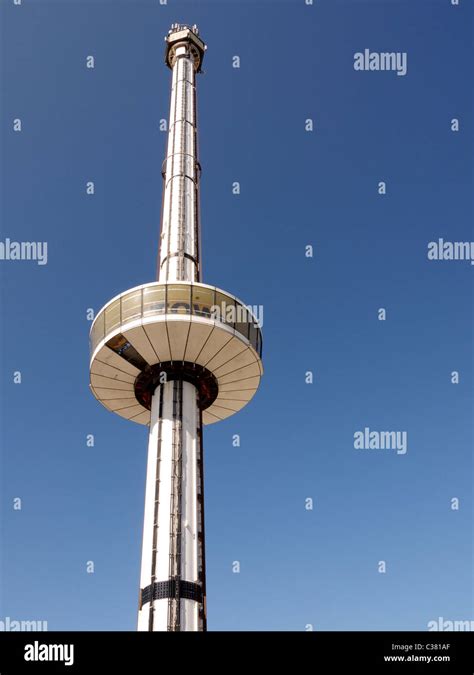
xmin=90 ymin=283 xmax=263 ymax=360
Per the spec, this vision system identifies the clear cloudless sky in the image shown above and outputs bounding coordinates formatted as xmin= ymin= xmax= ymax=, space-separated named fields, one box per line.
xmin=0 ymin=0 xmax=472 ymax=631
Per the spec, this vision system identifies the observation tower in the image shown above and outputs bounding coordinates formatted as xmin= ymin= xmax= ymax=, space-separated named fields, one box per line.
xmin=89 ymin=23 xmax=263 ymax=631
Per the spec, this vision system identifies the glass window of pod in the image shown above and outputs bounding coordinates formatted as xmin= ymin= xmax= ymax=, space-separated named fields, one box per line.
xmin=90 ymin=311 xmax=105 ymax=353
xmin=167 ymin=284 xmax=192 ymax=315
xmin=121 ymin=289 xmax=142 ymax=323
xmin=192 ymin=285 xmax=215 ymax=318
xmin=256 ymin=329 xmax=262 ymax=357
xmin=104 ymin=299 xmax=121 ymax=333
xmin=248 ymin=317 xmax=259 ymax=352
xmin=234 ymin=301 xmax=250 ymax=340
xmin=214 ymin=291 xmax=235 ymax=328
xmin=143 ymin=286 xmax=166 ymax=316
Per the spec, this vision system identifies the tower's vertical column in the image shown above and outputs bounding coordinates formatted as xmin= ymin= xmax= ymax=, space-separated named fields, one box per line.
xmin=137 ymin=24 xmax=207 ymax=632
xmin=158 ymin=30 xmax=203 ymax=284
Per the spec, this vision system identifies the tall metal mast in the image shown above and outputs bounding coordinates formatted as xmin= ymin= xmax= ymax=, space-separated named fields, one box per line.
xmin=158 ymin=23 xmax=205 ymax=284
xmin=140 ymin=23 xmax=207 ymax=632
xmin=89 ymin=23 xmax=263 ymax=632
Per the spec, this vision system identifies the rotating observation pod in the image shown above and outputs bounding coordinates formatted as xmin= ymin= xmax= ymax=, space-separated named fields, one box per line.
xmin=89 ymin=281 xmax=263 ymax=426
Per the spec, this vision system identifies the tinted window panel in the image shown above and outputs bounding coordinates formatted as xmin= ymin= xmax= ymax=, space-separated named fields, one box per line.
xmin=143 ymin=286 xmax=166 ymax=316
xmin=90 ymin=312 xmax=105 ymax=353
xmin=215 ymin=292 xmax=235 ymax=327
xmin=234 ymin=303 xmax=249 ymax=339
xmin=122 ymin=290 xmax=142 ymax=323
xmin=192 ymin=286 xmax=214 ymax=317
xmin=105 ymin=300 xmax=121 ymax=333
xmin=167 ymin=285 xmax=191 ymax=314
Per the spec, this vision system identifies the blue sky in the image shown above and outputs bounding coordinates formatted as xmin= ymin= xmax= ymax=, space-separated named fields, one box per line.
xmin=1 ymin=0 xmax=472 ymax=631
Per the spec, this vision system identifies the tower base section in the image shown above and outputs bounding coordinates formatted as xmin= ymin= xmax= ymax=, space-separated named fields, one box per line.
xmin=137 ymin=379 xmax=206 ymax=631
